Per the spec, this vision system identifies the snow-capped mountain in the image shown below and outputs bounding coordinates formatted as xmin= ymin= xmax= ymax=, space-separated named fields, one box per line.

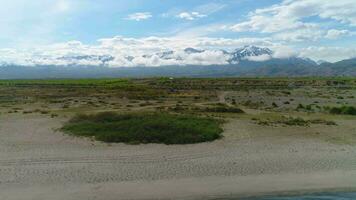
xmin=1 ymin=56 xmax=356 ymax=79
xmin=316 ymin=60 xmax=330 ymax=65
xmin=157 ymin=50 xmax=177 ymax=60
xmin=1 ymin=45 xmax=317 ymax=68
xmin=184 ymin=47 xmax=205 ymax=54
xmin=10 ymin=54 xmax=114 ymax=67
xmin=7 ymin=45 xmax=354 ymax=79
xmin=58 ymin=55 xmax=115 ymax=64
xmin=148 ymin=45 xmax=315 ymax=67
xmin=229 ymin=46 xmax=273 ymax=64
xmin=184 ymin=46 xmax=316 ymax=67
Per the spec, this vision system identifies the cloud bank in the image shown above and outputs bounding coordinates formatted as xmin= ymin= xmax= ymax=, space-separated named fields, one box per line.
xmin=230 ymin=0 xmax=356 ymax=42
xmin=1 ymin=35 xmax=356 ymax=67
xmin=0 ymin=36 xmax=266 ymax=67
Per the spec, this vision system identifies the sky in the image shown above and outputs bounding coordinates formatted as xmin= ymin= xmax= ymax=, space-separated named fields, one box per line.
xmin=1 ymin=0 xmax=356 ymax=67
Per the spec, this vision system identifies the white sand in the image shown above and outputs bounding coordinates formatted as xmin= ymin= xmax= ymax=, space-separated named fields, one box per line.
xmin=1 ymin=114 xmax=356 ymax=200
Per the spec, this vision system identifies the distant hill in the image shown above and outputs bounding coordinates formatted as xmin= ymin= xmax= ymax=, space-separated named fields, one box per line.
xmin=0 ymin=46 xmax=355 ymax=79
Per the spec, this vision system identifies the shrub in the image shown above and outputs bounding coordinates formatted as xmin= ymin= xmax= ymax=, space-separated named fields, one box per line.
xmin=329 ymin=106 xmax=356 ymax=115
xmin=40 ymin=110 xmax=50 ymax=114
xmin=204 ymin=105 xmax=244 ymax=113
xmin=309 ymin=119 xmax=337 ymax=126
xmin=297 ymin=104 xmax=304 ymax=109
xmin=256 ymin=116 xmax=336 ymax=127
xmin=282 ymin=117 xmax=309 ymax=126
xmin=61 ymin=112 xmax=223 ymax=144
xmin=305 ymin=105 xmax=313 ymax=111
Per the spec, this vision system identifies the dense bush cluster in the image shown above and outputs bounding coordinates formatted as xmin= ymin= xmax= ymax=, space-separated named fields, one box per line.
xmin=62 ymin=112 xmax=223 ymax=144
xmin=328 ymin=106 xmax=356 ymax=115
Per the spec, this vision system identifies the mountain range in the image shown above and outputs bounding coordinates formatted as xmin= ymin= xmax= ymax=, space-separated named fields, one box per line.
xmin=0 ymin=46 xmax=355 ymax=79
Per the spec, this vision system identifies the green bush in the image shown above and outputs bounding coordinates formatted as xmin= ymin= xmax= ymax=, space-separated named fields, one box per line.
xmin=256 ymin=116 xmax=336 ymax=127
xmin=297 ymin=104 xmax=304 ymax=110
xmin=329 ymin=106 xmax=356 ymax=115
xmin=61 ymin=112 xmax=223 ymax=144
xmin=204 ymin=105 xmax=244 ymax=113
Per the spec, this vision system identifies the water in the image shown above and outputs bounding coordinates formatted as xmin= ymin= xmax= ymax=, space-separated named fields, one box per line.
xmin=241 ymin=192 xmax=356 ymax=200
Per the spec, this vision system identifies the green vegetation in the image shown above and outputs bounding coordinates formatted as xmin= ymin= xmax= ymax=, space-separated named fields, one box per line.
xmin=61 ymin=112 xmax=223 ymax=144
xmin=2 ymin=77 xmax=356 ymax=145
xmin=296 ymin=104 xmax=315 ymax=112
xmin=327 ymin=106 xmax=356 ymax=115
xmin=204 ymin=104 xmax=244 ymax=113
xmin=0 ymin=78 xmax=132 ymax=87
xmin=255 ymin=116 xmax=337 ymax=127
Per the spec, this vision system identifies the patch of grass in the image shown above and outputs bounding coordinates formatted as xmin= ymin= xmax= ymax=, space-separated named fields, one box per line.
xmin=296 ymin=104 xmax=314 ymax=112
xmin=61 ymin=112 xmax=223 ymax=144
xmin=326 ymin=106 xmax=356 ymax=115
xmin=23 ymin=110 xmax=33 ymax=114
xmin=256 ymin=116 xmax=337 ymax=127
xmin=242 ymin=100 xmax=264 ymax=109
xmin=309 ymin=119 xmax=337 ymax=126
xmin=40 ymin=110 xmax=50 ymax=114
xmin=280 ymin=117 xmax=310 ymax=126
xmin=204 ymin=104 xmax=245 ymax=113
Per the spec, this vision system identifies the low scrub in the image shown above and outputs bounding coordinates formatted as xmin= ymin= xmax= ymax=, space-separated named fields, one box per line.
xmin=61 ymin=112 xmax=223 ymax=144
xmin=255 ymin=116 xmax=336 ymax=127
xmin=326 ymin=106 xmax=356 ymax=116
xmin=204 ymin=104 xmax=245 ymax=113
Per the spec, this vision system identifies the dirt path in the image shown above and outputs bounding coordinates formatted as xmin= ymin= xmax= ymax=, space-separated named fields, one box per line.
xmin=218 ymin=91 xmax=230 ymax=104
xmin=1 ymin=114 xmax=356 ymax=199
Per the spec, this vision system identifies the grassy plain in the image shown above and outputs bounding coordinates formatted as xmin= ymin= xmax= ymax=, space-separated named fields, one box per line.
xmin=1 ymin=77 xmax=356 ymax=199
xmin=0 ymin=77 xmax=356 ymax=144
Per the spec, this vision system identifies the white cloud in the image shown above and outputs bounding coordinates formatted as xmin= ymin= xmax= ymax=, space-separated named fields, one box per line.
xmin=2 ymin=35 xmax=355 ymax=67
xmin=299 ymin=46 xmax=356 ymax=62
xmin=245 ymin=54 xmax=271 ymax=62
xmin=0 ymin=36 xmax=279 ymax=67
xmin=125 ymin=12 xmax=152 ymax=21
xmin=163 ymin=2 xmax=224 ymax=23
xmin=273 ymin=27 xmax=324 ymax=42
xmin=177 ymin=12 xmax=206 ymax=20
xmin=325 ymin=29 xmax=352 ymax=39
xmin=229 ymin=0 xmax=356 ymax=42
xmin=272 ymin=46 xmax=297 ymax=59
xmin=195 ymin=3 xmax=226 ymax=15
xmin=230 ymin=15 xmax=309 ymax=33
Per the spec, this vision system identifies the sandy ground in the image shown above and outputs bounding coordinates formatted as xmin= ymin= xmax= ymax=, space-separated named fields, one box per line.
xmin=1 ymin=114 xmax=356 ymax=200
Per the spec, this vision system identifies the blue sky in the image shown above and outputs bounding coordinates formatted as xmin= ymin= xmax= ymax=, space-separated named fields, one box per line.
xmin=1 ymin=0 xmax=356 ymax=66
xmin=0 ymin=0 xmax=278 ymax=46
